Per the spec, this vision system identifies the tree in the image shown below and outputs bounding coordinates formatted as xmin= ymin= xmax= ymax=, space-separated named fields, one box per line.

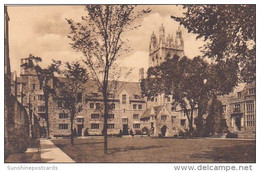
xmin=141 ymin=55 xmax=238 ymax=134
xmin=142 ymin=56 xmax=209 ymax=132
xmin=204 ymin=95 xmax=228 ymax=136
xmin=55 ymin=61 xmax=88 ymax=145
xmin=21 ymin=54 xmax=61 ymax=138
xmin=67 ymin=5 xmax=150 ymax=154
xmin=172 ymin=5 xmax=256 ymax=83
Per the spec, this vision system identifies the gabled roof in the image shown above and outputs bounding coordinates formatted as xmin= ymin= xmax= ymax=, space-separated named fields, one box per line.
xmin=55 ymin=77 xmax=144 ymax=100
xmin=141 ymin=105 xmax=164 ymax=119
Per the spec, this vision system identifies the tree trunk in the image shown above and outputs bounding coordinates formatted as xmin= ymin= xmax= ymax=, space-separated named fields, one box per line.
xmin=196 ymin=105 xmax=204 ymax=136
xmin=103 ymin=65 xmax=109 ymax=155
xmin=44 ymin=93 xmax=50 ymax=139
xmin=190 ymin=108 xmax=194 ymax=133
xmin=185 ymin=111 xmax=192 ymax=132
xmin=103 ymin=96 xmax=108 ymax=154
xmin=70 ymin=118 xmax=74 ymax=145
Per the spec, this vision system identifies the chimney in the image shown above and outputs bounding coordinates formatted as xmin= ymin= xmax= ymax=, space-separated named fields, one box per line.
xmin=139 ymin=68 xmax=144 ymax=81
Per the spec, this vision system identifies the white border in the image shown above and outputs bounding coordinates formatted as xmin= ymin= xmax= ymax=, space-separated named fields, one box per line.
xmin=1 ymin=1 xmax=259 ymax=172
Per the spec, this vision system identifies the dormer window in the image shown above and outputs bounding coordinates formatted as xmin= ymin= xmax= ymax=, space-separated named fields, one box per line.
xmin=161 ymin=115 xmax=167 ymax=121
xmin=171 ymin=106 xmax=176 ymax=112
xmin=237 ymin=92 xmax=241 ymax=98
xmin=122 ymin=94 xmax=127 ymax=104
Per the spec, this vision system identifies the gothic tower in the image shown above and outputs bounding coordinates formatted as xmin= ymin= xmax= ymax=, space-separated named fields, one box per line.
xmin=175 ymin=27 xmax=184 ymax=50
xmin=159 ymin=24 xmax=165 ymax=46
xmin=148 ymin=24 xmax=185 ymax=68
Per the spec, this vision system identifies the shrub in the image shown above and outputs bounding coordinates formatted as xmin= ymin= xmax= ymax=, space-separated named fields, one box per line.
xmin=117 ymin=130 xmax=123 ymax=137
xmin=135 ymin=130 xmax=142 ymax=135
xmin=226 ymin=132 xmax=238 ymax=138
xmin=178 ymin=130 xmax=185 ymax=136
xmin=129 ymin=129 xmax=134 ymax=136
xmin=84 ymin=128 xmax=89 ymax=136
xmin=7 ymin=126 xmax=29 ymax=154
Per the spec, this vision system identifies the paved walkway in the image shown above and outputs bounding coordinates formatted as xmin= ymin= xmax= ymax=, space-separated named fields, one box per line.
xmin=40 ymin=139 xmax=75 ymax=162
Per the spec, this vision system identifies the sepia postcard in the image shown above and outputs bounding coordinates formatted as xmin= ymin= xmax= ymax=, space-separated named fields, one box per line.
xmin=4 ymin=3 xmax=256 ymax=169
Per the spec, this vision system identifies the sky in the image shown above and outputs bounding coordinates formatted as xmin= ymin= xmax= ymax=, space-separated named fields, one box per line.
xmin=7 ymin=5 xmax=205 ymax=81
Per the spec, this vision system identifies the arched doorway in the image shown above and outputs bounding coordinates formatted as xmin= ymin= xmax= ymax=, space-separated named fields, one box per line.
xmin=161 ymin=125 xmax=167 ymax=137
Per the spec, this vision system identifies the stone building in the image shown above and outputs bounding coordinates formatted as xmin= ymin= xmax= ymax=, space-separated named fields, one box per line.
xmin=11 ymin=58 xmax=46 ymax=138
xmin=48 ymin=79 xmax=147 ymax=137
xmin=218 ymin=82 xmax=256 ymax=139
xmin=143 ymin=24 xmax=191 ymax=136
xmin=149 ymin=24 xmax=184 ymax=67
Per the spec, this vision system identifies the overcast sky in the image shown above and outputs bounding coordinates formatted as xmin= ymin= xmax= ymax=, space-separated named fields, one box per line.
xmin=8 ymin=5 xmax=205 ymax=81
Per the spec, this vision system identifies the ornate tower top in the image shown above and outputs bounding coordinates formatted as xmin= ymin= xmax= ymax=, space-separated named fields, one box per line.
xmin=149 ymin=31 xmax=157 ymax=53
xmin=166 ymin=34 xmax=174 ymax=47
xmin=159 ymin=23 xmax=165 ymax=45
xmin=175 ymin=26 xmax=184 ymax=50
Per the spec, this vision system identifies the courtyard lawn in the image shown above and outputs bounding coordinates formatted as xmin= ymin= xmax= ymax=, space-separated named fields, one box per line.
xmin=52 ymin=137 xmax=255 ymax=163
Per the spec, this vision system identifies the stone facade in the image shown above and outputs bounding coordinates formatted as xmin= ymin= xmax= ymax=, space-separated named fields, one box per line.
xmin=149 ymin=24 xmax=184 ymax=67
xmin=48 ymin=80 xmax=147 ymax=137
xmin=218 ymin=82 xmax=256 ymax=139
xmin=11 ymin=58 xmax=47 ymax=137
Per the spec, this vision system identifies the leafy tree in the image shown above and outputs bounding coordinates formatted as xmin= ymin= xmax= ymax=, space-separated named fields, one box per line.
xmin=142 ymin=56 xmax=207 ymax=132
xmin=21 ymin=54 xmax=61 ymax=138
xmin=172 ymin=5 xmax=256 ymax=83
xmin=204 ymin=95 xmax=228 ymax=136
xmin=67 ymin=5 xmax=150 ymax=154
xmin=141 ymin=55 xmax=238 ymax=134
xmin=55 ymin=61 xmax=88 ymax=145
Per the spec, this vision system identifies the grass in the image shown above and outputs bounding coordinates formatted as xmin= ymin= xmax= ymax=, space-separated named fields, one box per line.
xmin=52 ymin=137 xmax=255 ymax=163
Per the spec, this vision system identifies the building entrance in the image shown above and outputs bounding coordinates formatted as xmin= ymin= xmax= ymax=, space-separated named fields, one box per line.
xmin=77 ymin=124 xmax=83 ymax=136
xmin=122 ymin=124 xmax=128 ymax=135
xmin=161 ymin=125 xmax=167 ymax=137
